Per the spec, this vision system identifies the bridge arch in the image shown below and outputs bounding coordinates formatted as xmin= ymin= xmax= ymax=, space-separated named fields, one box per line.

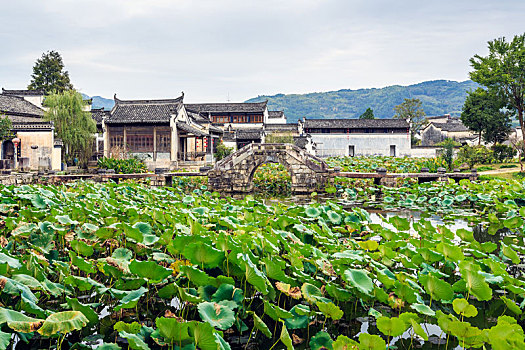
xmin=207 ymin=143 xmax=333 ymax=194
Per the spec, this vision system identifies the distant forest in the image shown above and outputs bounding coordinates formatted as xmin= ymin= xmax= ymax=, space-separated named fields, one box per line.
xmin=245 ymin=80 xmax=479 ymax=124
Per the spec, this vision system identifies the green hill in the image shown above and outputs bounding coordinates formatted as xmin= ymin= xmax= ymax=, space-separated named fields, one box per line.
xmin=245 ymin=80 xmax=478 ymax=123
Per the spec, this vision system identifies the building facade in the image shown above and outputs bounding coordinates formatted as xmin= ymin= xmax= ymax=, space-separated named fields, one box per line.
xmin=0 ymin=89 xmax=61 ymax=170
xmin=303 ymin=118 xmax=411 ymax=157
xmin=421 ymin=115 xmax=474 ymax=146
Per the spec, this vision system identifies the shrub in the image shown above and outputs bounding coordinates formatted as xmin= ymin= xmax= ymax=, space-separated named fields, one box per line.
xmin=457 ymin=145 xmax=493 ymax=169
xmin=215 ymin=141 xmax=233 ymax=161
xmin=500 ymin=164 xmax=518 ymax=169
xmin=436 ymin=138 xmax=460 ymax=171
xmin=97 ymin=157 xmax=147 ymax=174
xmin=491 ymin=144 xmax=517 ymax=163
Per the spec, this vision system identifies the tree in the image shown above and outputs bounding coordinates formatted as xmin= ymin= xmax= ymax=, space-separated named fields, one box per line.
xmin=470 ymin=34 xmax=525 ymax=147
xmin=359 ymin=108 xmax=375 ymax=119
xmin=0 ymin=115 xmax=13 ymax=141
xmin=461 ymin=88 xmax=512 ymax=144
xmin=393 ymin=98 xmax=426 ymax=138
xmin=436 ymin=138 xmax=460 ymax=171
xmin=44 ymin=90 xmax=95 ymax=167
xmin=28 ymin=51 xmax=73 ymax=93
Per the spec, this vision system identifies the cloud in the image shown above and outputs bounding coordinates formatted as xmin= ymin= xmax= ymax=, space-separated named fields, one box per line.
xmin=1 ymin=0 xmax=525 ymax=101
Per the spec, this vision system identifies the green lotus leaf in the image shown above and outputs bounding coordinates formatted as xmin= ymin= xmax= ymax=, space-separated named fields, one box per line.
xmin=310 ymin=331 xmax=333 ymax=350
xmin=357 ymin=240 xmax=379 ymax=251
xmin=0 ymin=253 xmax=21 ymax=269
xmin=343 ymin=269 xmax=373 ymax=294
xmin=441 ymin=198 xmax=453 ymax=207
xmin=504 ymin=216 xmax=524 ymax=229
xmin=436 ymin=242 xmax=464 ymax=262
xmin=178 ymin=286 xmax=204 ymax=304
xmin=129 ymin=260 xmax=172 ymax=283
xmin=237 ymin=254 xmax=269 ymax=295
xmin=316 ymin=301 xmax=343 ymax=320
xmin=333 ymin=335 xmax=358 ymax=350
xmin=97 ymin=344 xmax=122 ymax=350
xmin=211 ymin=284 xmax=243 ymax=304
xmin=70 ymin=251 xmax=96 ymax=274
xmin=183 ymin=242 xmax=224 ymax=269
xmin=284 ymin=304 xmax=309 ymax=330
xmin=280 ymin=322 xmax=294 ymax=350
xmin=183 ymin=196 xmax=195 ymax=205
xmin=198 ymin=302 xmax=235 ymax=330
xmin=38 ymin=311 xmax=88 ymax=336
xmin=155 ymin=317 xmax=193 ymax=343
xmin=66 ymin=298 xmax=98 ymax=326
xmin=56 ymin=215 xmax=78 ymax=226
xmin=114 ymin=321 xmax=141 ymax=334
xmin=305 ymin=207 xmax=322 ymax=218
xmin=114 ymin=287 xmax=148 ymax=312
xmin=459 ymin=262 xmax=492 ymax=301
xmin=301 ymin=283 xmax=325 ymax=304
xmin=119 ymin=331 xmax=150 ymax=350
xmin=0 ymin=308 xmax=43 ymax=333
xmin=452 ymin=298 xmax=478 ymax=318
xmin=70 ymin=240 xmax=94 ymax=257
xmin=419 ymin=274 xmax=453 ymax=302
xmin=389 ymin=216 xmax=410 ymax=231
xmin=501 ymin=243 xmax=520 ymax=264
xmin=410 ymin=303 xmax=435 ymax=316
xmin=180 ymin=265 xmax=216 ymax=287
xmin=325 ymin=283 xmax=353 ymax=302
xmin=501 ymin=296 xmax=522 ymax=315
xmin=448 ymin=320 xmax=482 ymax=340
xmin=263 ymin=300 xmax=292 ymax=321
xmin=327 ymin=211 xmax=342 ymax=225
xmin=410 ymin=318 xmax=428 ymax=341
xmin=487 ymin=317 xmax=525 ymax=350
xmin=383 ymin=196 xmax=395 ymax=203
xmin=376 ymin=316 xmax=407 ymax=337
xmin=250 ymin=312 xmax=271 ymax=338
xmin=191 ymin=321 xmax=230 ymax=350
xmin=358 ymin=333 xmax=386 ymax=350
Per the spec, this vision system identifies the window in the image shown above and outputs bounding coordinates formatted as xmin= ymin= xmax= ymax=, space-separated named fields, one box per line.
xmin=251 ymin=115 xmax=263 ymax=123
xmin=213 ymin=115 xmax=229 ymax=123
xmin=390 ymin=145 xmax=396 ymax=157
xmin=156 ymin=132 xmax=171 ymax=152
xmin=349 ymin=145 xmax=355 ymax=157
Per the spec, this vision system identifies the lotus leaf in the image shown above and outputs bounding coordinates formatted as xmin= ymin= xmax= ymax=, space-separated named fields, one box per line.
xmin=316 ymin=301 xmax=343 ymax=320
xmin=38 ymin=311 xmax=88 ymax=336
xmin=0 ymin=308 xmax=43 ymax=333
xmin=376 ymin=316 xmax=407 ymax=337
xmin=419 ymin=274 xmax=453 ymax=302
xmin=250 ymin=312 xmax=271 ymax=338
xmin=198 ymin=302 xmax=235 ymax=330
xmin=114 ymin=287 xmax=148 ymax=311
xmin=183 ymin=242 xmax=224 ymax=269
xmin=280 ymin=322 xmax=294 ymax=350
xmin=452 ymin=298 xmax=478 ymax=318
xmin=129 ymin=260 xmax=172 ymax=283
xmin=309 ymin=331 xmax=333 ymax=350
xmin=119 ymin=331 xmax=150 ymax=350
xmin=333 ymin=335 xmax=359 ymax=350
xmin=358 ymin=333 xmax=386 ymax=350
xmin=343 ymin=269 xmax=373 ymax=294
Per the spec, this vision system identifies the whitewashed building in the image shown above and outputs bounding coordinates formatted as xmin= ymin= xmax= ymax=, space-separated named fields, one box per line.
xmin=303 ymin=118 xmax=411 ymax=157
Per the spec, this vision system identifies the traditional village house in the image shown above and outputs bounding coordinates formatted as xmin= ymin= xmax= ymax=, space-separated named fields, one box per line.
xmin=303 ymin=118 xmax=411 ymax=157
xmin=90 ymin=107 xmax=109 ymax=159
xmin=185 ymin=101 xmax=268 ymax=150
xmin=420 ymin=115 xmax=474 ymax=146
xmin=0 ymin=89 xmax=62 ymax=170
xmin=102 ymin=94 xmax=220 ymax=170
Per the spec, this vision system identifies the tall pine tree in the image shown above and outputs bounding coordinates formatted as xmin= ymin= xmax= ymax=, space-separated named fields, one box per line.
xmin=28 ymin=51 xmax=73 ymax=93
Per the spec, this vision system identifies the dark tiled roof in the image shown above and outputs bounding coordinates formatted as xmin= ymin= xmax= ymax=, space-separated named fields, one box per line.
xmin=304 ymin=118 xmax=409 ymax=129
xmin=0 ymin=95 xmax=44 ymax=117
xmin=264 ymin=123 xmax=298 ymax=132
xmin=268 ymin=110 xmax=284 ymax=118
xmin=294 ymin=136 xmax=309 ymax=149
xmin=430 ymin=120 xmax=469 ymax=132
xmin=426 ymin=115 xmax=451 ymax=120
xmin=106 ymin=95 xmax=183 ymax=124
xmin=91 ymin=108 xmax=110 ymax=126
xmin=2 ymin=88 xmax=45 ymax=96
xmin=208 ymin=125 xmax=224 ymax=134
xmin=187 ymin=111 xmax=210 ymax=124
xmin=176 ymin=122 xmax=208 ymax=137
xmin=236 ymin=129 xmax=263 ymax=140
xmin=185 ymin=101 xmax=267 ymax=114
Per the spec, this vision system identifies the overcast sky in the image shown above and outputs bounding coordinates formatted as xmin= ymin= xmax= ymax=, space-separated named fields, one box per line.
xmin=1 ymin=0 xmax=524 ymax=102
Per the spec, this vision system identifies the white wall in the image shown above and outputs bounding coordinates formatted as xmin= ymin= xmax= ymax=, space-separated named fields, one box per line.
xmin=410 ymin=147 xmax=437 ymax=158
xmin=311 ymin=133 xmax=411 ymax=158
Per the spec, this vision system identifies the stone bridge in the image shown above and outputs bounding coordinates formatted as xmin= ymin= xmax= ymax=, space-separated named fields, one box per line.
xmin=207 ymin=143 xmax=334 ymax=194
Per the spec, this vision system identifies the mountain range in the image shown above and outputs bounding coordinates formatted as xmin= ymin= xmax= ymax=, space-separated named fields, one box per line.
xmin=85 ymin=80 xmax=478 ymax=124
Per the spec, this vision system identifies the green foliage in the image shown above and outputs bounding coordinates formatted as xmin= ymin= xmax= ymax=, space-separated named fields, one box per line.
xmin=28 ymin=51 xmax=73 ymax=93
xmin=393 ymin=98 xmax=426 ymax=137
xmin=44 ymin=90 xmax=96 ymax=166
xmin=470 ymin=33 xmax=525 ymax=143
xmin=359 ymin=107 xmax=374 ymax=119
xmin=265 ymin=132 xmax=294 ymax=143
xmin=246 ymin=80 xmax=479 ymax=123
xmin=0 ymin=115 xmax=12 ymax=142
xmin=492 ymin=144 xmax=517 ymax=162
xmin=214 ymin=140 xmax=233 ymax=161
xmin=436 ymin=138 xmax=460 ymax=170
xmin=457 ymin=145 xmax=494 ymax=169
xmin=461 ymin=88 xmax=513 ymax=144
xmin=97 ymin=157 xmax=147 ymax=174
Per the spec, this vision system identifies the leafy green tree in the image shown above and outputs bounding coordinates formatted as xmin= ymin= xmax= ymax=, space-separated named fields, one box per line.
xmin=461 ymin=88 xmax=512 ymax=144
xmin=28 ymin=51 xmax=73 ymax=93
xmin=437 ymin=138 xmax=460 ymax=170
xmin=470 ymin=34 xmax=525 ymax=145
xmin=393 ymin=98 xmax=426 ymax=137
xmin=44 ymin=90 xmax=95 ymax=167
xmin=358 ymin=108 xmax=375 ymax=119
xmin=0 ymin=114 xmax=13 ymax=141
xmin=214 ymin=140 xmax=233 ymax=161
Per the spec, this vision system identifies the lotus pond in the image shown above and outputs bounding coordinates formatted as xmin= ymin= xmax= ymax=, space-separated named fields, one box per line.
xmin=0 ymin=177 xmax=524 ymax=349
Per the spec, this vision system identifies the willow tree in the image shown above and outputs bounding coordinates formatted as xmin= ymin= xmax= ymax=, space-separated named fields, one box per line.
xmin=44 ymin=90 xmax=95 ymax=167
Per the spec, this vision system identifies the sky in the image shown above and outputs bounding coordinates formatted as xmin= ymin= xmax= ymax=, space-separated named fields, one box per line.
xmin=1 ymin=0 xmax=524 ymax=103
